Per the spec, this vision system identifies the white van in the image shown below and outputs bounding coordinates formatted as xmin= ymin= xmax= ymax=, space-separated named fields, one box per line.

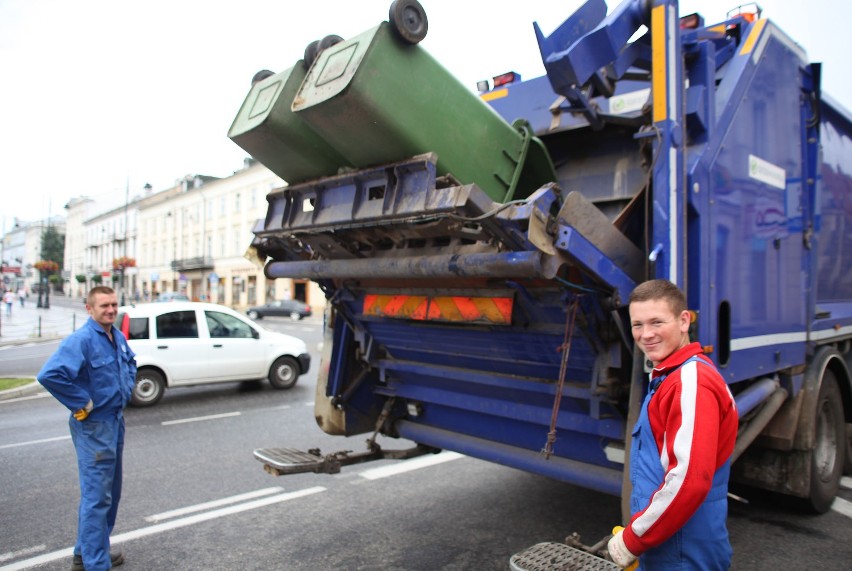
xmin=117 ymin=302 xmax=310 ymax=406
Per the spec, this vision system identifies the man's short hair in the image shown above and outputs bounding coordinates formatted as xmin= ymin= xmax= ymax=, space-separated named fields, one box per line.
xmin=628 ymin=279 xmax=687 ymax=315
xmin=87 ymin=286 xmax=116 ymax=306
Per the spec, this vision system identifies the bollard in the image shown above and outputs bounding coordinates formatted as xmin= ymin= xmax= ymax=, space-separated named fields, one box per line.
xmin=38 ymin=316 xmax=42 ymax=338
xmin=73 ymin=314 xmax=76 ymax=331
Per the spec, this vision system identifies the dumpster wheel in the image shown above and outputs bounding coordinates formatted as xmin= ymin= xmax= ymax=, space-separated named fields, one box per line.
xmin=389 ymin=0 xmax=428 ymax=44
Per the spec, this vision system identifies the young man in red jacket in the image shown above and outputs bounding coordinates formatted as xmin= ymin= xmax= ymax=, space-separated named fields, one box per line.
xmin=608 ymin=279 xmax=738 ymax=569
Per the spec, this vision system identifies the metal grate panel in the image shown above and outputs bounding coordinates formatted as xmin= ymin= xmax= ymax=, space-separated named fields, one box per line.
xmin=509 ymin=542 xmax=619 ymax=571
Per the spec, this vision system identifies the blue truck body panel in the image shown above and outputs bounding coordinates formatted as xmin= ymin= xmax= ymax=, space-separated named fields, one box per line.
xmin=245 ymin=0 xmax=852 ymax=500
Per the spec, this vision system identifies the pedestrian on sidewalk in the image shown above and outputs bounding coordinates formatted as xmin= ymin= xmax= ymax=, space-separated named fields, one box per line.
xmin=17 ymin=287 xmax=26 ymax=308
xmin=3 ymin=289 xmax=13 ymax=315
xmin=36 ymin=286 xmax=136 ymax=571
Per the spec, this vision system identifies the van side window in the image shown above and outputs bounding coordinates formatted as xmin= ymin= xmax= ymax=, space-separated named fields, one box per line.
xmin=156 ymin=311 xmax=199 ymax=338
xmin=205 ymin=311 xmax=254 ymax=339
xmin=128 ymin=317 xmax=149 ymax=340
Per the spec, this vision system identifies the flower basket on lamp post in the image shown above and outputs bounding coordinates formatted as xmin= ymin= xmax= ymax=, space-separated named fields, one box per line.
xmin=112 ymin=257 xmax=136 ymax=305
xmin=33 ymin=260 xmax=59 ymax=308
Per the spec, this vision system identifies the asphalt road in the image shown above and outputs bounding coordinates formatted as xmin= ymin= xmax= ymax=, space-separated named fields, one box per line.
xmin=1 ymin=317 xmax=851 ymax=570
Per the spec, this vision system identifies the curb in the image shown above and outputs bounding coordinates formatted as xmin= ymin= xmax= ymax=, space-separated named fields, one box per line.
xmin=0 ymin=335 xmax=63 ymax=348
xmin=0 ymin=378 xmax=43 ymax=401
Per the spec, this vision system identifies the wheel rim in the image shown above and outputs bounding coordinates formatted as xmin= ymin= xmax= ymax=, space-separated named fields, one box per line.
xmin=136 ymin=377 xmax=158 ymax=401
xmin=276 ymin=364 xmax=295 ymax=383
xmin=814 ymin=399 xmax=839 ymax=482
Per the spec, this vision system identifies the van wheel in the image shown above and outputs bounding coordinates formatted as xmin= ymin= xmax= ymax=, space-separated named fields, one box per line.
xmin=803 ymin=370 xmax=845 ymax=513
xmin=269 ymin=357 xmax=299 ymax=389
xmin=131 ymin=370 xmax=165 ymax=407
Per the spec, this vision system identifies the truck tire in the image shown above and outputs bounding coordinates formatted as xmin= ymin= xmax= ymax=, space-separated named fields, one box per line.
xmin=131 ymin=369 xmax=165 ymax=407
xmin=845 ymin=424 xmax=852 ymax=476
xmin=803 ymin=370 xmax=846 ymax=513
xmin=269 ymin=356 xmax=300 ymax=389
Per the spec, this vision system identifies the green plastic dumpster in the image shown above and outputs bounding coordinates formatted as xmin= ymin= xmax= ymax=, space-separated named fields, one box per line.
xmin=228 ymin=63 xmax=351 ymax=184
xmin=292 ymin=22 xmax=556 ymax=202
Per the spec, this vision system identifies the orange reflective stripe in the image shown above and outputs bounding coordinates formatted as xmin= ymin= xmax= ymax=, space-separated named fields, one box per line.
xmin=382 ymin=295 xmax=409 ymax=315
xmin=428 ymin=297 xmax=459 ymax=321
xmin=411 ymin=297 xmax=429 ymax=320
xmin=363 ymin=294 xmax=513 ymax=324
xmin=363 ymin=294 xmax=380 ymax=314
xmin=476 ymin=296 xmax=513 ymax=324
xmin=454 ymin=297 xmax=481 ymax=321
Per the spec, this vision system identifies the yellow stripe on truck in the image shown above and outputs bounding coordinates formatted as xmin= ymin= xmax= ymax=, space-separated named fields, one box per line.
xmin=739 ymin=19 xmax=767 ymax=55
xmin=651 ymin=4 xmax=667 ymax=123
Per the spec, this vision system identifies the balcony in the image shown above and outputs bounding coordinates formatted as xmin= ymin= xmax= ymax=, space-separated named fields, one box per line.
xmin=171 ymin=256 xmax=214 ymax=271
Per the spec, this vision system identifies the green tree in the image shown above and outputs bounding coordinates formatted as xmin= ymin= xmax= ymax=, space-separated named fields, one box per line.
xmin=41 ymin=225 xmax=65 ymax=270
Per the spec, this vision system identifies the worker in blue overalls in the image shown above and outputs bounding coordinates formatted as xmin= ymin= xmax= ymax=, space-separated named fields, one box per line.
xmin=608 ymin=280 xmax=738 ymax=570
xmin=38 ymin=286 xmax=136 ymax=571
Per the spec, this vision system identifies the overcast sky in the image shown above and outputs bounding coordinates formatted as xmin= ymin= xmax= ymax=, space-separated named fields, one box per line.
xmin=1 ymin=0 xmax=848 ymax=231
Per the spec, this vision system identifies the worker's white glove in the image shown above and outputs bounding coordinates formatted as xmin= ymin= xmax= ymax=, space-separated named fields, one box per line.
xmin=607 ymin=527 xmax=637 ymax=569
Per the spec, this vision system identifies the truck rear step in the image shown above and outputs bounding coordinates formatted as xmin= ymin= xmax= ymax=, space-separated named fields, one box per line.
xmin=510 ymin=542 xmax=619 ymax=571
xmin=253 ymin=444 xmax=437 ymax=476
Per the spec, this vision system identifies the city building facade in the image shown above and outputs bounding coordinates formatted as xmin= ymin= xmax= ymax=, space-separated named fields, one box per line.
xmin=1 ymin=217 xmax=66 ymax=295
xmin=5 ymin=161 xmax=324 ymax=312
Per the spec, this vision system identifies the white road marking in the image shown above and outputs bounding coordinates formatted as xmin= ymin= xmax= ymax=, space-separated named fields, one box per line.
xmin=305 ymin=401 xmax=314 ymax=407
xmin=0 ymin=393 xmax=51 ymax=405
xmin=0 ymin=546 xmax=45 ymax=563
xmin=840 ymin=476 xmax=852 ymax=490
xmin=161 ymin=411 xmax=241 ymax=426
xmin=0 ymin=486 xmax=326 ymax=571
xmin=0 ymin=435 xmax=70 ymax=450
xmin=359 ymin=451 xmax=464 ymax=480
xmin=145 ymin=487 xmax=285 ymax=522
xmin=831 ymin=496 xmax=852 ymax=519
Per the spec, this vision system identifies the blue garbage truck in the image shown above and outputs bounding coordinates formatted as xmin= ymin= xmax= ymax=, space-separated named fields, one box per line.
xmin=231 ymin=0 xmax=852 ymax=540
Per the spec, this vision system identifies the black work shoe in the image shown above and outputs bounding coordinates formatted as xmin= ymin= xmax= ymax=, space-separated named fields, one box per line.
xmin=70 ymin=551 xmax=125 ymax=570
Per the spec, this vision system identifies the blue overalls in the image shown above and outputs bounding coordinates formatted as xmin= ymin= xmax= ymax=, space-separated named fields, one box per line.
xmin=630 ymin=356 xmax=732 ymax=570
xmin=37 ymin=318 xmax=136 ymax=571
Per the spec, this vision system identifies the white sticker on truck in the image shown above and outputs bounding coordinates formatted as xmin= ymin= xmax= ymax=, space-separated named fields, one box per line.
xmin=749 ymin=154 xmax=786 ymax=189
xmin=608 ymin=88 xmax=651 ymax=115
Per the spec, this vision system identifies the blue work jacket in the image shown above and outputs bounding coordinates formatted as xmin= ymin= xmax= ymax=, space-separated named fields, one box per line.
xmin=37 ymin=318 xmax=137 ymax=419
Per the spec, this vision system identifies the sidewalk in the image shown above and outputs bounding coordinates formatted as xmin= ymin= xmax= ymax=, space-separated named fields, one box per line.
xmin=0 ymin=298 xmax=89 ymax=347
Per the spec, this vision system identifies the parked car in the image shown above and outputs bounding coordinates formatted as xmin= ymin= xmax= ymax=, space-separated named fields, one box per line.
xmin=155 ymin=291 xmax=190 ymax=302
xmin=117 ymin=301 xmax=310 ymax=406
xmin=246 ymin=299 xmax=312 ymax=321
